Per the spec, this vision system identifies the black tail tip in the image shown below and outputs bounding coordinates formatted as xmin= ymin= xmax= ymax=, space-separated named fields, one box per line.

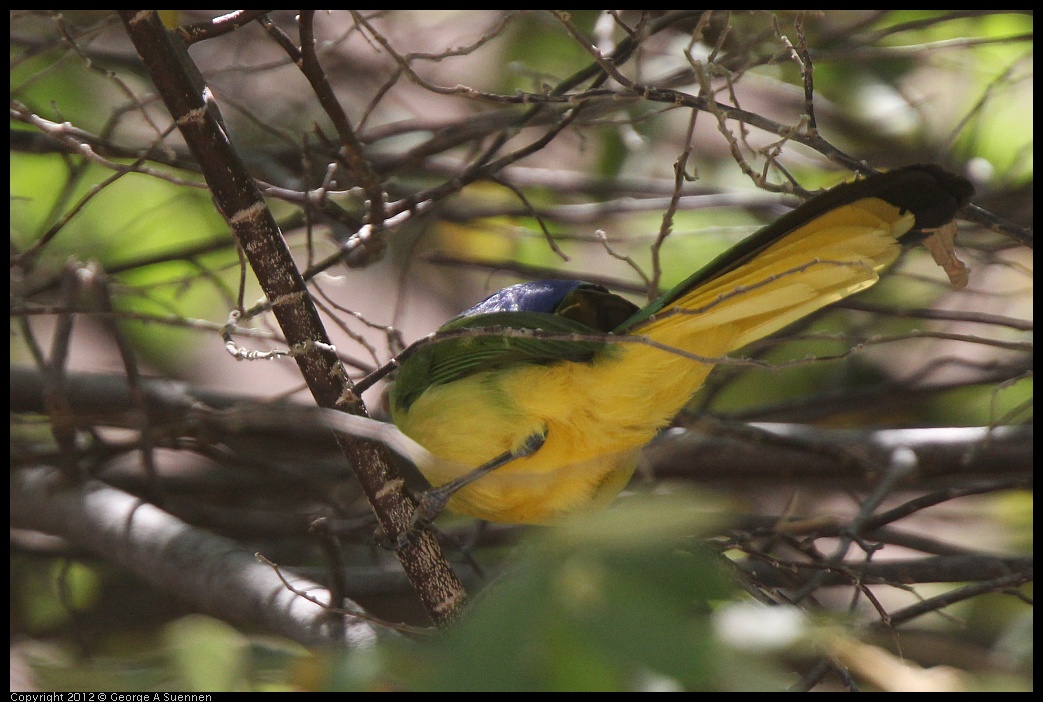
xmin=893 ymin=164 xmax=976 ymax=230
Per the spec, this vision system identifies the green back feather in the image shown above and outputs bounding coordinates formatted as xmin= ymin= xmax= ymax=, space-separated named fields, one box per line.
xmin=391 ymin=311 xmax=612 ymax=413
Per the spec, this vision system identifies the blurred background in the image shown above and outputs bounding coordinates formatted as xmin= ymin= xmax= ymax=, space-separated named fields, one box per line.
xmin=10 ymin=10 xmax=1032 ymax=691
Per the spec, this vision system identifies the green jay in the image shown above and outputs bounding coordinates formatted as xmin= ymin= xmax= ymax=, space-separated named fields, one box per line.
xmin=389 ymin=165 xmax=974 ymax=524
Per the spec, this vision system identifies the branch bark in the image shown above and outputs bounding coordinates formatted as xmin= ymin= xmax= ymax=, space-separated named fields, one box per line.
xmin=10 ymin=466 xmax=384 ymax=647
xmin=12 ymin=367 xmax=1033 ymax=490
xmin=115 ymin=10 xmax=464 ymax=626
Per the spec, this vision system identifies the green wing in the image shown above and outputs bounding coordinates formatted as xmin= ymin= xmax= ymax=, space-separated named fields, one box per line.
xmin=391 ymin=311 xmax=611 ymax=413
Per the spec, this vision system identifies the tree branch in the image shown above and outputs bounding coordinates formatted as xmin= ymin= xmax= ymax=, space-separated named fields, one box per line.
xmin=10 ymin=466 xmax=386 ymax=647
xmin=115 ymin=9 xmax=465 ymax=626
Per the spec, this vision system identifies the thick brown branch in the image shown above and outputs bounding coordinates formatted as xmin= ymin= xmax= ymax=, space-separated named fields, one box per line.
xmin=115 ymin=9 xmax=464 ymax=626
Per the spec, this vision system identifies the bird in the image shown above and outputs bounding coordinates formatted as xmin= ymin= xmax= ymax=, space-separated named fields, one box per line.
xmin=388 ymin=165 xmax=975 ymax=525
